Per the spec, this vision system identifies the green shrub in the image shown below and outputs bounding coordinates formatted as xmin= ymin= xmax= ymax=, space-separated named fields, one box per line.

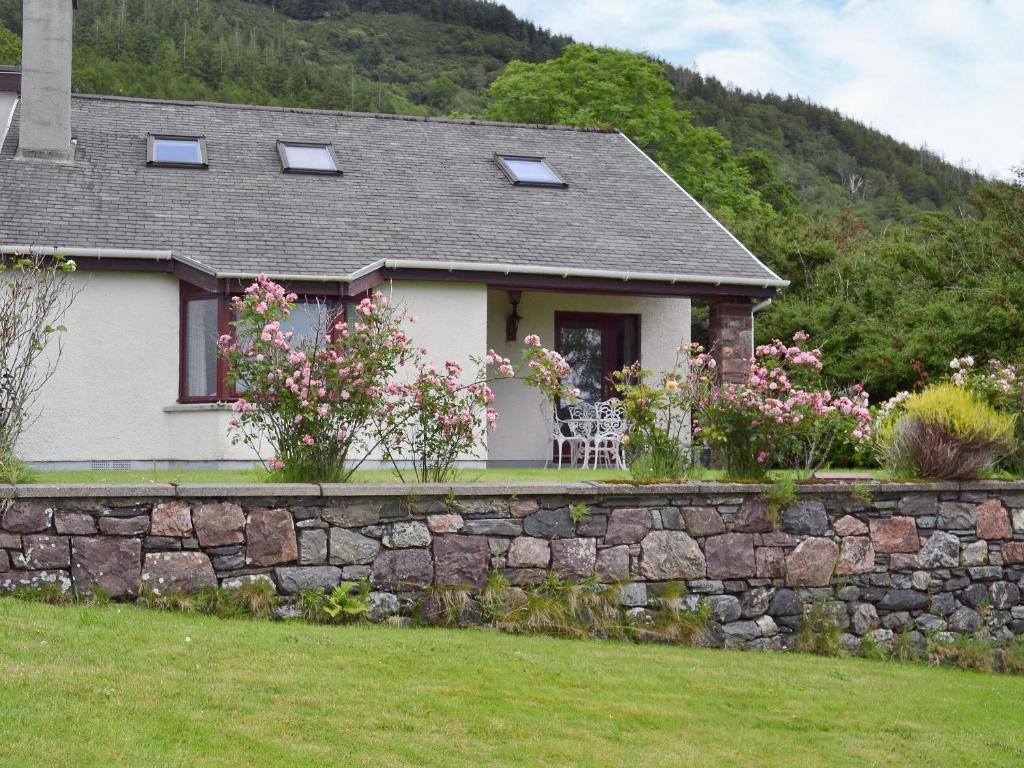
xmin=795 ymin=601 xmax=844 ymax=657
xmin=879 ymin=384 xmax=1015 ymax=479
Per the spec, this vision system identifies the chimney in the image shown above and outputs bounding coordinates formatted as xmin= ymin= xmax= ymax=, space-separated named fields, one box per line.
xmin=17 ymin=0 xmax=76 ymax=162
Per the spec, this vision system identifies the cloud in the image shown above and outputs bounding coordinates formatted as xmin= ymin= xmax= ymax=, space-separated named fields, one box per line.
xmin=501 ymin=0 xmax=1024 ymax=177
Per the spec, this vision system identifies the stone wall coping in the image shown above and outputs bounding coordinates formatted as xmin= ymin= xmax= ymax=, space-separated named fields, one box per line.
xmin=2 ymin=478 xmax=1024 ymax=500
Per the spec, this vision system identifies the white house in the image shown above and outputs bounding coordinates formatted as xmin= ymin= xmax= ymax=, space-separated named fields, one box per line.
xmin=0 ymin=0 xmax=786 ymax=470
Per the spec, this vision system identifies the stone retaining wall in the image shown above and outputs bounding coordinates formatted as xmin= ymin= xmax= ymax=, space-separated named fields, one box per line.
xmin=3 ymin=481 xmax=1024 ymax=649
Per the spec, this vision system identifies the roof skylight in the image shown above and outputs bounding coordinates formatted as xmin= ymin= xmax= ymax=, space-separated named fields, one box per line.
xmin=495 ymin=154 xmax=566 ymax=187
xmin=278 ymin=141 xmax=341 ymax=174
xmin=147 ymin=134 xmax=207 ymax=167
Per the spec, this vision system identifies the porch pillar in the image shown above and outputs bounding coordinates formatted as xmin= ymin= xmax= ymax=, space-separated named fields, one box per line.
xmin=708 ymin=299 xmax=753 ymax=384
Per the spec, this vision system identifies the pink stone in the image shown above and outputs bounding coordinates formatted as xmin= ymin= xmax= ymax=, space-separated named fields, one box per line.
xmin=604 ymin=508 xmax=652 ymax=545
xmin=427 ymin=514 xmax=464 ymax=533
xmin=193 ymin=502 xmax=245 ymax=547
xmin=755 ymin=546 xmax=784 ymax=578
xmin=734 ymin=498 xmax=773 ymax=533
xmin=976 ymin=499 xmax=1012 ymax=540
xmin=1003 ymin=541 xmax=1024 ymax=564
xmin=151 ymin=501 xmax=193 ymax=537
xmin=836 ymin=536 xmax=875 ymax=575
xmin=869 ymin=517 xmax=919 ymax=554
xmin=785 ymin=538 xmax=839 ymax=587
xmin=833 ymin=515 xmax=868 ymax=537
xmin=509 ymin=499 xmax=540 ymax=518
xmin=704 ymin=533 xmax=756 ymax=579
xmin=889 ymin=553 xmax=919 ymax=570
xmin=245 ymin=508 xmax=298 ymax=567
xmin=142 ymin=552 xmax=216 ymax=595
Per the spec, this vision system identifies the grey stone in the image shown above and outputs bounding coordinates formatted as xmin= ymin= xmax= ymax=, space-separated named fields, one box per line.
xmin=779 ymin=501 xmax=828 ymax=536
xmin=755 ymin=614 xmax=778 ymax=636
xmin=878 ymin=589 xmax=929 ymax=611
xmin=967 ymin=566 xmax=1002 ymax=581
xmin=372 ymin=549 xmax=433 ymax=590
xmin=342 ymin=565 xmax=371 ymax=580
xmin=0 ymin=569 xmax=71 ymax=593
xmin=948 ymin=606 xmax=983 ymax=633
xmin=322 ymin=502 xmax=382 ymax=527
xmin=990 ymin=581 xmax=1020 ymax=610
xmin=272 ymin=604 xmax=304 ymax=620
xmin=142 ymin=552 xmax=216 ymax=595
xmin=639 ymin=531 xmax=706 ymax=580
xmin=595 ymin=545 xmax=630 ymax=582
xmin=71 ymin=537 xmax=142 ymax=598
xmin=882 ymin=612 xmax=911 ymax=631
xmin=461 ymin=519 xmax=522 ymax=537
xmin=575 ymin=513 xmax=608 ymax=538
xmin=604 ymin=508 xmax=653 ymax=545
xmin=961 ymin=540 xmax=988 ymax=567
xmin=1012 ymin=509 xmax=1024 ymax=533
xmin=851 ymin=603 xmax=880 ymax=635
xmin=722 ymin=620 xmax=761 ymax=642
xmin=937 ymin=502 xmax=975 ymax=530
xmin=329 ymin=529 xmax=381 ymax=565
xmin=274 ymin=566 xmax=342 ymax=594
xmin=19 ymin=535 xmax=70 ymax=569
xmin=917 ymin=531 xmax=960 ymax=569
xmin=433 ymin=535 xmax=490 ymax=588
xmin=898 ymin=494 xmax=936 ymax=517
xmin=739 ymin=586 xmax=773 ymax=618
xmin=767 ymin=588 xmax=803 ymax=617
xmin=381 ymin=521 xmax=431 ymax=548
xmin=209 ymin=547 xmax=245 ymax=572
xmin=687 ymin=579 xmax=724 ymax=594
xmin=506 ymin=537 xmax=550 ymax=569
xmin=840 ymin=633 xmax=861 ymax=653
xmin=836 ymin=536 xmax=875 ymax=576
xmin=915 ymin=614 xmax=947 ymax=633
xmin=550 ymin=538 xmax=597 ymax=582
xmin=221 ymin=573 xmax=275 ymax=590
xmin=911 ymin=570 xmax=931 ymax=591
xmin=144 ymin=536 xmax=181 ymax=551
xmin=53 ymin=512 xmax=97 ymax=535
xmin=708 ymin=594 xmax=742 ymax=623
xmin=488 ymin=537 xmax=510 ymax=555
xmin=365 ymin=591 xmax=400 ymax=622
xmin=298 ymin=528 xmax=328 ymax=566
xmin=837 ymin=585 xmax=860 ymax=601
xmin=619 ymin=582 xmax=648 ymax=608
xmin=522 ymin=508 xmax=575 ymax=539
xmin=867 ymin=628 xmax=895 ymax=648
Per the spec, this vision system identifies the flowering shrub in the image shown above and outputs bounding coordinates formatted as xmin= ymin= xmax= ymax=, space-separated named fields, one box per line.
xmin=380 ymin=337 xmax=575 ymax=483
xmin=696 ymin=332 xmax=871 ymax=480
xmin=220 ymin=277 xmax=414 ymax=482
xmin=877 ymin=383 xmax=1015 ymax=480
xmin=613 ymin=343 xmax=716 ymax=482
xmin=947 ymin=356 xmax=1024 ymax=470
xmin=221 ymin=277 xmax=575 ymax=483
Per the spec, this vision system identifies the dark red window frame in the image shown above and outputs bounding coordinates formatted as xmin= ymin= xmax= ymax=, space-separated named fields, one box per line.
xmin=553 ymin=311 xmax=642 ymax=402
xmin=177 ymin=282 xmax=345 ymax=404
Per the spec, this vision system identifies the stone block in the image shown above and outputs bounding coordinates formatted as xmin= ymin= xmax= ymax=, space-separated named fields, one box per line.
xmin=142 ymin=552 xmax=216 ymax=595
xmin=1003 ymin=541 xmax=1024 ymax=564
xmin=779 ymin=501 xmax=828 ymax=536
xmin=71 ymin=537 xmax=142 ymax=598
xmin=151 ymin=501 xmax=193 ymax=537
xmin=836 ymin=536 xmax=875 ymax=575
xmin=433 ymin=535 xmax=490 ymax=588
xmin=550 ymin=538 xmax=597 ymax=582
xmin=246 ymin=508 xmax=298 ymax=567
xmin=833 ymin=515 xmax=869 ymax=537
xmin=604 ymin=508 xmax=653 ymax=545
xmin=19 ymin=535 xmax=70 ymax=570
xmin=681 ymin=506 xmax=726 ymax=536
xmin=298 ymin=528 xmax=328 ymax=566
xmin=755 ymin=547 xmax=785 ymax=578
xmin=274 ymin=565 xmax=342 ymax=594
xmin=522 ymin=508 xmax=575 ymax=539
xmin=98 ymin=516 xmax=149 ymax=536
xmin=461 ymin=519 xmax=522 ymax=537
xmin=704 ymin=533 xmax=756 ymax=579
xmin=596 ymin=545 xmax=630 ymax=582
xmin=937 ymin=502 xmax=975 ymax=530
xmin=193 ymin=502 xmax=245 ymax=547
xmin=0 ymin=569 xmax=71 ymax=593
xmin=1 ymin=501 xmax=53 ymax=533
xmin=322 ymin=502 xmax=382 ymax=527
xmin=381 ymin=521 xmax=431 ymax=548
xmin=329 ymin=529 xmax=380 ymax=565
xmin=372 ymin=549 xmax=433 ymax=590
xmin=53 ymin=512 xmax=97 ymax=535
xmin=976 ymin=499 xmax=1012 ymax=540
xmin=509 ymin=499 xmax=540 ymax=518
xmin=785 ymin=538 xmax=838 ymax=587
xmin=506 ymin=537 xmax=550 ymax=569
xmin=733 ymin=498 xmax=772 ymax=533
xmin=639 ymin=530 xmax=706 ymax=580
xmin=426 ymin=514 xmax=464 ymax=533
xmin=869 ymin=517 xmax=919 ymax=553
xmin=916 ymin=531 xmax=960 ymax=569
xmin=961 ymin=540 xmax=989 ymax=566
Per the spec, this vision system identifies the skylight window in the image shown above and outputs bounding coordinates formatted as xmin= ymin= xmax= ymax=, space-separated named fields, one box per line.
xmin=278 ymin=141 xmax=341 ymax=174
xmin=147 ymin=134 xmax=207 ymax=167
xmin=495 ymin=154 xmax=566 ymax=187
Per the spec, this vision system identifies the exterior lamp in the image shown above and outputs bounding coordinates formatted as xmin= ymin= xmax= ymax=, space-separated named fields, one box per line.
xmin=505 ymin=290 xmax=522 ymax=342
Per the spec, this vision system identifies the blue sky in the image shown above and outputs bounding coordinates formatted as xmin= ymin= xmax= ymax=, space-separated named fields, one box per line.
xmin=500 ymin=0 xmax=1023 ymax=178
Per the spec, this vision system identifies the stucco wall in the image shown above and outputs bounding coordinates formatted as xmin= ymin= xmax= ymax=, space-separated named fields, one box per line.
xmin=485 ymin=290 xmax=690 ymax=464
xmin=17 ymin=272 xmax=251 ymax=465
xmin=0 ymin=92 xmax=17 ymax=152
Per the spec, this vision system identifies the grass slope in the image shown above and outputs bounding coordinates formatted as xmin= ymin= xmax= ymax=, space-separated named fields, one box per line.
xmin=2 ymin=599 xmax=1023 ymax=767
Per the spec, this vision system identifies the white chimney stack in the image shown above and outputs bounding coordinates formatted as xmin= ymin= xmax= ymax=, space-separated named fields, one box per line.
xmin=17 ymin=0 xmax=75 ymax=162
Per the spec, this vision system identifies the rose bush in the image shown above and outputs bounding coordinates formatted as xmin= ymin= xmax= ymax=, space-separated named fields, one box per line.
xmin=221 ymin=277 xmax=574 ymax=483
xmin=696 ymin=332 xmax=871 ymax=480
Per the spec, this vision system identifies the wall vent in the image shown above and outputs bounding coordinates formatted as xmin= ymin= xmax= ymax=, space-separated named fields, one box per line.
xmin=90 ymin=460 xmax=132 ymax=471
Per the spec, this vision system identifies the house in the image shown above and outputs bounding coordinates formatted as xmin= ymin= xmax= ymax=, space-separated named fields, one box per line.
xmin=0 ymin=0 xmax=786 ymax=470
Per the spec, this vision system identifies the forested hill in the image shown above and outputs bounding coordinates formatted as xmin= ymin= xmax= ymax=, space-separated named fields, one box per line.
xmin=0 ymin=0 xmax=980 ymax=221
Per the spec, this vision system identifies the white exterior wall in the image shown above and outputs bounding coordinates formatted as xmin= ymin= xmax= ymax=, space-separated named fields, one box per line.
xmin=486 ymin=290 xmax=691 ymax=465
xmin=18 ymin=272 xmax=252 ymax=465
xmin=0 ymin=92 xmax=17 ymax=151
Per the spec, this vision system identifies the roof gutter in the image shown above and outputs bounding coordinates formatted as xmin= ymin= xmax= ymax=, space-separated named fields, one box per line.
xmin=217 ymin=257 xmax=791 ymax=289
xmin=1 ymin=244 xmax=174 ymax=260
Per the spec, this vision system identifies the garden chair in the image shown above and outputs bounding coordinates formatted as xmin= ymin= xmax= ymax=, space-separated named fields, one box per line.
xmin=588 ymin=399 xmax=627 ymax=469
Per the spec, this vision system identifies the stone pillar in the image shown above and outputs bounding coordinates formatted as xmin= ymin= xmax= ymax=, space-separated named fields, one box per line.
xmin=709 ymin=299 xmax=753 ymax=384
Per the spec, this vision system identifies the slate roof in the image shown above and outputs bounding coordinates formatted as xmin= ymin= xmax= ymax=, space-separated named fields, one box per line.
xmin=0 ymin=94 xmax=784 ymax=287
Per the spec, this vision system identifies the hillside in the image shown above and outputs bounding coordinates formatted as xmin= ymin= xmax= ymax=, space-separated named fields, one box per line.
xmin=0 ymin=0 xmax=979 ymax=222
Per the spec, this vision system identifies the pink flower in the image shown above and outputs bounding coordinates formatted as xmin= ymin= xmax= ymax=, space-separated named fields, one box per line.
xmin=302 ymin=435 xmax=316 ymax=446
xmin=523 ymin=334 xmax=542 ymax=347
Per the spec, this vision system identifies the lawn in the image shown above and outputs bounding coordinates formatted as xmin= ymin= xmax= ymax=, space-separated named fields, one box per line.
xmin=15 ymin=466 xmax=888 ymax=485
xmin=2 ymin=600 xmax=1022 ymax=767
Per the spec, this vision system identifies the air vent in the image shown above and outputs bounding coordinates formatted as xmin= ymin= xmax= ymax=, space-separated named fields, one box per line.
xmin=90 ymin=460 xmax=132 ymax=471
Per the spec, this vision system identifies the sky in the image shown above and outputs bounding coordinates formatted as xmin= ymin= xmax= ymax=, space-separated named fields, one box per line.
xmin=500 ymin=0 xmax=1023 ymax=178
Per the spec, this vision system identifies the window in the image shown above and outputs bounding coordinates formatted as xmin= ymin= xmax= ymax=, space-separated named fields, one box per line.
xmin=277 ymin=141 xmax=341 ymax=174
xmin=555 ymin=312 xmax=640 ymax=406
xmin=148 ymin=134 xmax=208 ymax=167
xmin=495 ymin=154 xmax=567 ymax=187
xmin=178 ymin=284 xmax=341 ymax=403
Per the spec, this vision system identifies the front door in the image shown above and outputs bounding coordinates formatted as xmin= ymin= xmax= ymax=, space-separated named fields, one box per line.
xmin=555 ymin=312 xmax=640 ymax=405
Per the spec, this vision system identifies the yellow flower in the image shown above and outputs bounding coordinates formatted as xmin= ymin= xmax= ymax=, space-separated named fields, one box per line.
xmin=665 ymin=379 xmax=679 ymax=392
xmin=621 ymin=435 xmax=630 ymax=445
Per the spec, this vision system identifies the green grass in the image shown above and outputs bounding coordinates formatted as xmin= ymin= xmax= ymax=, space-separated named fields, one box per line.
xmin=2 ymin=600 xmax=1022 ymax=767
xmin=15 ymin=466 xmax=890 ymax=485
